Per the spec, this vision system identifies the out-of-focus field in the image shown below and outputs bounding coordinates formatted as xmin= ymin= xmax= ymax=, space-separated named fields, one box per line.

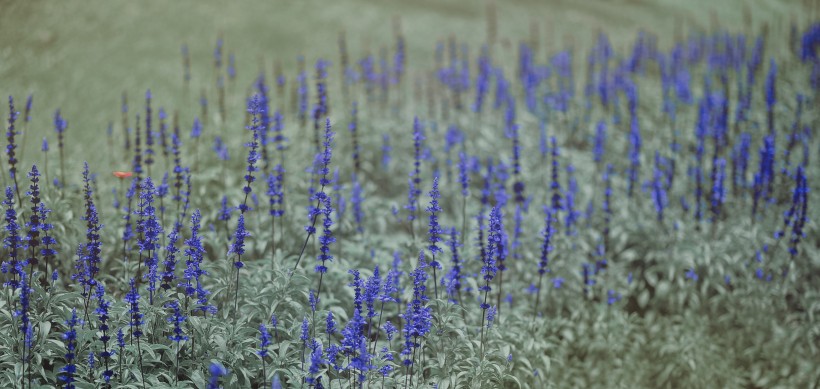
xmin=0 ymin=0 xmax=813 ymax=157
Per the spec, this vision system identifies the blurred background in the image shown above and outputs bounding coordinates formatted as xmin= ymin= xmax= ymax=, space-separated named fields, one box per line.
xmin=0 ymin=0 xmax=815 ymax=156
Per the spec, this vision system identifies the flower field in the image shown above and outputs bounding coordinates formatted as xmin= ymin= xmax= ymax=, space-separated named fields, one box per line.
xmin=0 ymin=1 xmax=819 ymax=388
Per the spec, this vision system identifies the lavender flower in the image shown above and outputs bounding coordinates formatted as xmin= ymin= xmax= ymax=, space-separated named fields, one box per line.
xmin=242 ymin=96 xmax=263 ymax=214
xmin=53 ymin=109 xmax=67 ymax=185
xmin=534 ymin=208 xmax=555 ymax=316
xmin=258 ymin=322 xmax=271 ymax=357
xmin=607 ymin=290 xmax=622 ymax=305
xmin=349 ymin=102 xmax=361 ymax=174
xmin=593 ymin=120 xmax=607 ymax=163
xmin=294 ymin=119 xmax=335 ymax=273
xmin=401 ymin=251 xmax=431 ymax=367
xmin=144 ymin=90 xmax=154 ymax=173
xmin=510 ymin=124 xmax=525 ymax=204
xmin=365 ymin=266 xmax=381 ymax=321
xmin=213 ymin=136 xmax=230 ymax=161
xmin=81 ymin=163 xmax=103 ymax=296
xmin=94 ymin=284 xmax=114 ymax=383
xmin=473 ymin=46 xmax=491 ymax=113
xmin=538 ymin=209 xmax=554 ymax=277
xmin=711 ymin=158 xmax=726 ymax=221
xmin=191 ymin=117 xmax=202 ymax=139
xmin=444 ymin=228 xmax=463 ymax=302
xmin=765 ymin=59 xmax=777 ymax=111
xmin=3 ymin=186 xmax=22 ymax=290
xmin=125 ymin=278 xmax=143 ymax=339
xmin=406 ymin=117 xmax=424 ymax=222
xmin=651 ymin=153 xmax=669 ymax=222
xmin=267 ymin=167 xmax=285 ymax=217
xmin=685 ymin=268 xmax=698 ymax=282
xmin=550 ymin=137 xmax=562 ymax=213
xmin=207 ymin=362 xmax=228 ymax=389
xmin=135 ymin=177 xmax=163 ymax=303
xmin=326 ymin=310 xmax=337 ymax=337
xmin=218 ymin=195 xmax=232 ymax=224
xmin=753 ymin=135 xmax=776 ymax=220
xmin=181 ymin=210 xmax=214 ymax=314
xmin=297 ymin=58 xmax=308 ymax=126
xmin=309 ymin=289 xmax=318 ymax=312
xmin=271 ymin=110 xmax=286 ymax=152
xmin=166 ymin=300 xmax=188 ymax=343
xmin=458 ymin=152 xmax=470 ymax=197
xmin=301 ymin=316 xmax=310 ymax=346
xmin=230 ymin=213 xmax=250 ymax=312
xmin=59 ymin=309 xmax=80 ymax=389
xmin=628 ymin=114 xmax=642 ymax=197
xmin=315 ymin=196 xmax=335 ymax=274
xmin=564 ymin=165 xmax=579 ymax=235
xmin=307 ymin=340 xmax=324 ymax=385
xmin=24 ymin=94 xmax=32 ymax=122
xmin=24 ymin=165 xmax=43 ymax=279
xmin=427 ymin=176 xmax=443 ymax=261
xmin=230 ymin=214 xmax=249 ymax=268
xmin=6 ymin=96 xmax=20 ymax=203
xmin=481 ymin=206 xmax=502 ymax=306
xmin=381 ymin=134 xmax=391 ymax=170
xmin=486 ymin=305 xmax=497 ymax=329
xmin=384 ymin=321 xmax=397 ymax=342
xmin=784 ymin=167 xmax=809 ymax=258
xmin=117 ymin=327 xmax=125 ymax=349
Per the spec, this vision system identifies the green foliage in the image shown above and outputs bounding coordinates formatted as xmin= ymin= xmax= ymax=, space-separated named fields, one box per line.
xmin=0 ymin=3 xmax=819 ymax=389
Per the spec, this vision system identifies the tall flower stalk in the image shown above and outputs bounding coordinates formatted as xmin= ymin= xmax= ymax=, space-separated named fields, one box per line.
xmin=59 ymin=309 xmax=80 ymax=389
xmin=53 ymin=109 xmax=67 ymax=188
xmin=405 ymin=117 xmax=424 ymax=239
xmin=24 ymin=165 xmax=42 ymax=286
xmin=94 ymin=284 xmax=114 ymax=387
xmin=166 ymin=299 xmax=188 ymax=384
xmin=257 ymin=322 xmax=271 ymax=388
xmin=6 ymin=96 xmax=21 ymax=205
xmin=314 ymin=194 xmax=335 ymax=315
xmin=124 ymin=278 xmax=146 ymax=389
xmin=266 ymin=166 xmax=285 ymax=266
xmin=230 ymin=214 xmax=250 ymax=313
xmin=81 ymin=163 xmax=103 ymax=321
xmin=480 ymin=206 xmax=502 ymax=357
xmin=3 ymin=186 xmax=22 ymax=295
xmin=402 ymin=251 xmax=431 ymax=387
xmin=533 ymin=209 xmax=553 ymax=318
xmin=135 ymin=177 xmax=163 ymax=304
xmin=292 ymin=119 xmax=334 ymax=273
xmin=426 ymin=176 xmax=443 ymax=299
xmin=241 ymin=95 xmax=262 ymax=214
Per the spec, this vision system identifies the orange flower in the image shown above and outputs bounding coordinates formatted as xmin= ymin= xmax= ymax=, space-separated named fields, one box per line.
xmin=112 ymin=171 xmax=133 ymax=179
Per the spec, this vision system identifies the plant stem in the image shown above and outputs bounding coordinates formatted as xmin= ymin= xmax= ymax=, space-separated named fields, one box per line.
xmin=261 ymin=357 xmax=267 ymax=389
xmin=533 ymin=273 xmax=545 ymax=321
xmin=136 ymin=336 xmax=146 ymax=389
xmin=291 ymin=184 xmax=327 ymax=274
xmin=234 ymin=255 xmax=241 ymax=314
xmin=432 ymin=254 xmax=439 ymax=300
